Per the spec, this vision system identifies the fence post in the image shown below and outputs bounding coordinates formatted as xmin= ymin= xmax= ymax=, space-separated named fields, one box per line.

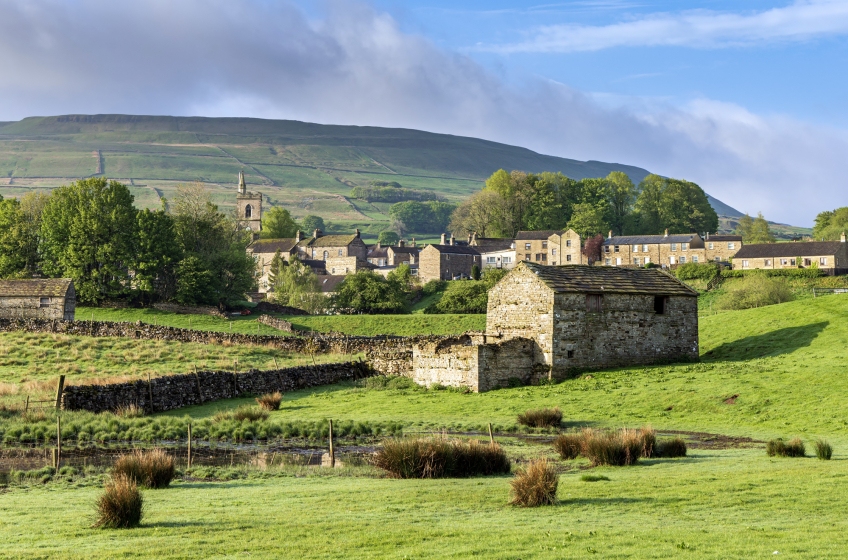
xmin=187 ymin=423 xmax=193 ymax=469
xmin=54 ymin=375 xmax=65 ymax=409
xmin=56 ymin=415 xmax=61 ymax=469
xmin=147 ymin=372 xmax=154 ymax=413
xmin=488 ymin=423 xmax=495 ymax=448
xmin=328 ymin=419 xmax=335 ymax=468
xmin=24 ymin=395 xmax=29 ymax=414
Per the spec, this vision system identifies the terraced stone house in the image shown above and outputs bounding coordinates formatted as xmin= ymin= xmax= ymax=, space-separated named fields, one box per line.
xmin=732 ymin=235 xmax=848 ymax=274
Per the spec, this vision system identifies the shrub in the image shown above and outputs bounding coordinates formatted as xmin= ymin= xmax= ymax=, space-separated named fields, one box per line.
xmin=113 ymin=449 xmax=175 ymax=489
xmin=674 ymin=262 xmax=719 ymax=281
xmin=421 ymin=279 xmax=447 ymax=296
xmin=114 ymin=404 xmax=144 ymax=418
xmin=814 ymin=439 xmax=833 ymax=460
xmin=424 ymin=281 xmax=488 ymax=314
xmin=580 ymin=474 xmax=610 ymax=482
xmin=214 ymin=405 xmax=269 ymax=423
xmin=721 ymin=268 xmax=824 ymax=279
xmin=718 ymin=275 xmax=793 ymax=310
xmin=94 ymin=475 xmax=143 ymax=529
xmin=517 ymin=407 xmax=562 ymax=428
xmin=655 ymin=437 xmax=687 ymax=458
xmin=256 ymin=392 xmax=283 ymax=411
xmin=509 ymin=458 xmax=558 ymax=507
xmin=374 ymin=438 xmax=511 ymax=478
xmin=580 ymin=428 xmax=644 ymax=466
xmin=359 ymin=375 xmax=420 ymax=391
xmin=767 ymin=437 xmax=806 ymax=458
xmin=552 ymin=433 xmax=582 ymax=460
xmin=639 ymin=426 xmax=656 ymax=458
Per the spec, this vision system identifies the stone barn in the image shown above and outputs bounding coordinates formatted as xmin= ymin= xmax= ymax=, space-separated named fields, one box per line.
xmin=408 ymin=262 xmax=698 ymax=391
xmin=0 ymin=279 xmax=76 ymax=321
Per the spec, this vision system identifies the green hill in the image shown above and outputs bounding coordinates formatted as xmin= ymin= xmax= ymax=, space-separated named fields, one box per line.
xmin=0 ymin=114 xmax=774 ymax=237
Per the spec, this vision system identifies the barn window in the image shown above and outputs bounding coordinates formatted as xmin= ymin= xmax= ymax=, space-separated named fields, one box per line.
xmin=39 ymin=297 xmax=50 ymax=308
xmin=586 ymin=294 xmax=602 ymax=313
xmin=567 ymin=350 xmax=574 ymax=359
xmin=654 ymin=296 xmax=668 ymax=315
xmin=244 ymin=204 xmax=252 ymax=218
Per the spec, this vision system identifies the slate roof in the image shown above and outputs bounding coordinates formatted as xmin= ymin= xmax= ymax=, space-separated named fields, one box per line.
xmin=0 ymin=279 xmax=73 ymax=298
xmin=604 ymin=234 xmax=699 ymax=245
xmin=298 ymin=234 xmax=360 ymax=248
xmin=472 ymin=238 xmax=515 ymax=252
xmin=387 ymin=246 xmax=420 ymax=254
xmin=734 ymin=241 xmax=846 ymax=259
xmin=705 ymin=235 xmax=742 ymax=242
xmin=249 ymin=238 xmax=298 ymax=253
xmin=515 ymin=230 xmax=563 ymax=240
xmin=318 ymin=275 xmax=347 ymax=293
xmin=424 ymin=244 xmax=481 ymax=255
xmin=367 ymin=246 xmax=389 ymax=259
xmin=521 ymin=262 xmax=697 ymax=296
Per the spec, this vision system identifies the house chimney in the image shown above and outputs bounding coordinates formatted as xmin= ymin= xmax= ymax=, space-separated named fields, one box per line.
xmin=411 ymin=238 xmax=416 ymax=247
xmin=440 ymin=233 xmax=446 ymax=245
xmin=664 ymin=229 xmax=669 ymax=237
xmin=399 ymin=239 xmax=405 ymax=247
xmin=705 ymin=232 xmax=710 ymax=240
xmin=295 ymin=230 xmax=302 ymax=242
xmin=608 ymin=230 xmax=613 ymax=239
xmin=471 ymin=232 xmax=477 ymax=244
xmin=355 ymin=228 xmax=361 ymax=238
xmin=376 ymin=242 xmax=381 ymax=250
xmin=842 ymin=231 xmax=847 ymax=243
xmin=467 ymin=233 xmax=472 ymax=245
xmin=449 ymin=234 xmax=455 ymax=246
xmin=313 ymin=229 xmax=322 ymax=239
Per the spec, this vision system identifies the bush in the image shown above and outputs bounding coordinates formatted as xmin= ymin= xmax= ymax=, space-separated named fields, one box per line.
xmin=718 ymin=275 xmax=793 ymax=310
xmin=639 ymin=425 xmax=656 ymax=458
xmin=421 ymin=279 xmax=447 ymax=296
xmin=674 ymin=262 xmax=719 ymax=281
xmin=113 ymin=449 xmax=175 ymax=489
xmin=655 ymin=437 xmax=687 ymax=458
xmin=424 ymin=281 xmax=488 ymax=314
xmin=114 ymin=404 xmax=144 ymax=418
xmin=553 ymin=433 xmax=582 ymax=459
xmin=374 ymin=438 xmax=511 ymax=478
xmin=722 ymin=268 xmax=825 ymax=279
xmin=517 ymin=407 xmax=563 ymax=428
xmin=94 ymin=475 xmax=143 ymax=529
xmin=256 ymin=392 xmax=283 ymax=411
xmin=358 ymin=375 xmax=420 ymax=391
xmin=814 ymin=439 xmax=833 ymax=460
xmin=580 ymin=428 xmax=644 ymax=466
xmin=509 ymin=458 xmax=558 ymax=507
xmin=766 ymin=437 xmax=806 ymax=458
xmin=214 ymin=405 xmax=269 ymax=423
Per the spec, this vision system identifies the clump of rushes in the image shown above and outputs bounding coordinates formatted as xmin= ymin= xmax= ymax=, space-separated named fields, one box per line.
xmin=814 ymin=439 xmax=833 ymax=460
xmin=255 ymin=392 xmax=283 ymax=411
xmin=374 ymin=437 xmax=511 ymax=478
xmin=509 ymin=458 xmax=558 ymax=507
xmin=654 ymin=437 xmax=687 ymax=458
xmin=580 ymin=428 xmax=644 ymax=467
xmin=113 ymin=449 xmax=175 ymax=489
xmin=517 ymin=407 xmax=562 ymax=428
xmin=552 ymin=433 xmax=582 ymax=460
xmin=94 ymin=475 xmax=143 ymax=529
xmin=639 ymin=425 xmax=656 ymax=458
xmin=767 ymin=437 xmax=806 ymax=458
xmin=114 ymin=404 xmax=144 ymax=418
xmin=213 ymin=405 xmax=269 ymax=423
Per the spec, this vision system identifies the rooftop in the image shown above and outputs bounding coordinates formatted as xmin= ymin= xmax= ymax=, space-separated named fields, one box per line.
xmin=424 ymin=244 xmax=481 ymax=256
xmin=516 ymin=230 xmax=564 ymax=240
xmin=604 ymin=233 xmax=700 ymax=245
xmin=473 ymin=238 xmax=515 ymax=252
xmin=298 ymin=234 xmax=361 ymax=248
xmin=0 ymin=279 xmax=74 ymax=298
xmin=520 ymin=262 xmax=697 ymax=296
xmin=249 ymin=238 xmax=298 ymax=253
xmin=734 ymin=241 xmax=846 ymax=259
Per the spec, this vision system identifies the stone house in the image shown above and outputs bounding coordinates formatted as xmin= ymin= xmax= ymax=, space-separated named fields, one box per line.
xmin=732 ymin=235 xmax=848 ymax=273
xmin=247 ymin=238 xmax=300 ymax=293
xmin=0 ymin=279 xmax=76 ymax=321
xmin=418 ymin=243 xmax=481 ymax=283
xmin=603 ymin=231 xmax=706 ymax=267
xmin=408 ymin=262 xmax=698 ymax=391
xmin=547 ymin=229 xmax=582 ymax=265
xmin=366 ymin=244 xmax=389 ymax=267
xmin=516 ymin=230 xmax=561 ymax=265
xmin=472 ymin=238 xmax=517 ymax=270
xmin=387 ymin=243 xmax=419 ymax=266
xmin=703 ymin=233 xmax=742 ymax=262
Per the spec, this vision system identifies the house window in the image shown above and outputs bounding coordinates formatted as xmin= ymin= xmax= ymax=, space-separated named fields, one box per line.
xmin=790 ymin=258 xmax=796 ymax=266
xmin=604 ymin=246 xmax=610 ymax=253
xmin=541 ymin=253 xmax=547 ymax=262
xmin=680 ymin=256 xmax=686 ymax=264
xmin=244 ymin=204 xmax=252 ymax=218
xmin=780 ymin=259 xmax=787 ymax=266
xmin=525 ymin=253 xmax=531 ymax=261
xmin=566 ymin=240 xmax=571 ymax=247
xmin=708 ymin=243 xmax=714 ymax=250
xmin=446 ymin=255 xmax=450 ymax=261
xmin=525 ymin=243 xmax=531 ymax=250
xmin=535 ymin=253 xmax=542 ymax=262
xmin=820 ymin=257 xmax=828 ymax=266
xmin=693 ymin=255 xmax=699 ymax=263
xmin=552 ymin=248 xmax=557 ymax=256
xmin=604 ymin=258 xmax=611 ymax=265
xmin=644 ymin=257 xmax=650 ymax=264
xmin=671 ymin=243 xmax=678 ymax=251
xmin=654 ymin=296 xmax=668 ymax=315
xmin=39 ymin=297 xmax=50 ymax=308
xmin=682 ymin=243 xmax=689 ymax=251
xmin=804 ymin=258 xmax=811 ymax=267
xmin=669 ymin=256 xmax=676 ymax=265
xmin=322 ymin=251 xmax=329 ymax=260
xmin=633 ymin=245 xmax=639 ymax=252
xmin=634 ymin=258 xmax=641 ymax=265
xmin=728 ymin=243 xmax=735 ymax=250
xmin=714 ymin=257 xmax=720 ymax=262
xmin=487 ymin=256 xmax=497 ymax=264
xmin=643 ymin=245 xmax=648 ymax=252
xmin=503 ymin=256 xmax=512 ymax=264
xmin=586 ymin=294 xmax=603 ymax=313
xmin=742 ymin=260 xmax=750 ymax=268
xmin=764 ymin=259 xmax=772 ymax=266
xmin=338 ymin=249 xmax=343 ymax=256
xmin=566 ymin=254 xmax=571 ymax=262
xmin=542 ymin=241 xmax=548 ymax=249
xmin=614 ymin=245 xmax=620 ymax=253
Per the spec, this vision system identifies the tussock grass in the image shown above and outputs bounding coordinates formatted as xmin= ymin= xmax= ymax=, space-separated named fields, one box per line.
xmin=552 ymin=433 xmax=582 ymax=460
xmin=580 ymin=474 xmax=610 ymax=482
xmin=655 ymin=437 xmax=688 ymax=458
xmin=256 ymin=392 xmax=283 ymax=411
xmin=114 ymin=404 xmax=144 ymax=418
xmin=767 ymin=438 xmax=806 ymax=458
xmin=214 ymin=405 xmax=269 ymax=423
xmin=580 ymin=428 xmax=644 ymax=467
xmin=639 ymin=425 xmax=656 ymax=458
xmin=517 ymin=407 xmax=562 ymax=428
xmin=113 ymin=449 xmax=175 ymax=489
xmin=814 ymin=439 xmax=833 ymax=460
xmin=94 ymin=475 xmax=143 ymax=529
xmin=509 ymin=458 xmax=558 ymax=507
xmin=374 ymin=437 xmax=511 ymax=478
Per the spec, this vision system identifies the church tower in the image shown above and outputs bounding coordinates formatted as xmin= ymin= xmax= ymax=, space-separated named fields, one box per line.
xmin=235 ymin=170 xmax=262 ymax=232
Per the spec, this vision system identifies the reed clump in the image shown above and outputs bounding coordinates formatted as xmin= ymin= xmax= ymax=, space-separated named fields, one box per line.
xmin=94 ymin=475 xmax=143 ymax=529
xmin=509 ymin=458 xmax=558 ymax=507
xmin=814 ymin=439 xmax=833 ymax=460
xmin=213 ymin=405 xmax=269 ymax=423
xmin=517 ymin=407 xmax=562 ymax=428
xmin=255 ymin=392 xmax=283 ymax=411
xmin=767 ymin=437 xmax=806 ymax=458
xmin=374 ymin=437 xmax=511 ymax=478
xmin=113 ymin=449 xmax=175 ymax=489
xmin=551 ymin=426 xmax=681 ymax=465
xmin=114 ymin=404 xmax=144 ymax=418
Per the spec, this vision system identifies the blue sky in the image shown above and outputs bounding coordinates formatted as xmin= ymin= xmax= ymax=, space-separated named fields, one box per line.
xmin=1 ymin=0 xmax=847 ymax=226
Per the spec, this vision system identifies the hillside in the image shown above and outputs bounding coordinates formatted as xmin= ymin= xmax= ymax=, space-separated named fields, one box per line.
xmin=0 ymin=114 xmax=783 ymax=237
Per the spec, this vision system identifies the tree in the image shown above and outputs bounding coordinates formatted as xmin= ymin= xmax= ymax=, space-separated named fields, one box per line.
xmin=388 ymin=201 xmax=456 ymax=234
xmin=449 ymin=189 xmax=505 ymax=238
xmin=301 ymin=215 xmax=325 ymax=234
xmin=175 ymin=255 xmax=211 ymax=305
xmin=812 ymin=207 xmax=848 ymax=240
xmin=270 ymin=256 xmax=324 ymax=313
xmin=568 ymin=203 xmax=608 ymax=239
xmin=260 ymin=207 xmax=299 ymax=239
xmin=471 ymin=264 xmax=481 ymax=281
xmin=331 ymin=270 xmax=409 ymax=314
xmin=748 ymin=212 xmax=775 ymax=244
xmin=482 ymin=170 xmax=535 ymax=237
xmin=735 ymin=213 xmax=754 ymax=240
xmin=267 ymin=250 xmax=286 ymax=287
xmin=605 ymin=171 xmax=636 ymax=236
xmin=582 ymin=234 xmax=605 ymax=264
xmin=378 ymin=231 xmax=400 ymax=246
xmin=0 ymin=195 xmax=43 ymax=278
xmin=134 ymin=209 xmax=181 ymax=301
xmin=631 ymin=175 xmax=718 ymax=235
xmin=40 ymin=178 xmax=137 ymax=303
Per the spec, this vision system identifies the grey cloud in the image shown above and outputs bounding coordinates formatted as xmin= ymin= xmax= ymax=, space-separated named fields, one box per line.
xmin=0 ymin=0 xmax=844 ymax=225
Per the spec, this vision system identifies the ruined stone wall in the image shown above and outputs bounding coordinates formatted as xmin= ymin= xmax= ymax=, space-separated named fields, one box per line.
xmin=257 ymin=314 xmax=294 ymax=333
xmin=62 ymin=361 xmax=373 ymax=413
xmin=152 ymin=303 xmax=228 ymax=319
xmin=550 ymin=293 xmax=698 ymax=378
xmin=411 ymin=336 xmax=480 ymax=390
xmin=477 ymin=338 xmax=537 ymax=391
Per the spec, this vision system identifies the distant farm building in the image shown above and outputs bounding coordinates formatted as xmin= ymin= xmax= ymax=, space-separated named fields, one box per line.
xmin=409 ymin=263 xmax=698 ymax=391
xmin=0 ymin=279 xmax=76 ymax=321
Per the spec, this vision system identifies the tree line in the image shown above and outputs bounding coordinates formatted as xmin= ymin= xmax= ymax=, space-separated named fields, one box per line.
xmin=0 ymin=178 xmax=256 ymax=306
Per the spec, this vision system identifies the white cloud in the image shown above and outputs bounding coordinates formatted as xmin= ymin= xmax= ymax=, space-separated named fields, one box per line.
xmin=485 ymin=0 xmax=848 ymax=53
xmin=0 ymin=0 xmax=845 ymax=225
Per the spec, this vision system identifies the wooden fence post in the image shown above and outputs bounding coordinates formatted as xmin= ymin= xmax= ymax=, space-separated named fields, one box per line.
xmin=328 ymin=419 xmax=335 ymax=468
xmin=187 ymin=423 xmax=193 ymax=469
xmin=147 ymin=372 xmax=154 ymax=413
xmin=488 ymin=423 xmax=495 ymax=448
xmin=54 ymin=375 xmax=65 ymax=409
xmin=56 ymin=415 xmax=61 ymax=469
xmin=24 ymin=395 xmax=29 ymax=414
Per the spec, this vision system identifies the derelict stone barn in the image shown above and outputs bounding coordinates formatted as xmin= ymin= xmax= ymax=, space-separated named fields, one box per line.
xmin=409 ymin=262 xmax=698 ymax=391
xmin=0 ymin=279 xmax=76 ymax=321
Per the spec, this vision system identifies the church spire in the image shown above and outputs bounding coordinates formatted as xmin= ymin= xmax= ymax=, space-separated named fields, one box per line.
xmin=238 ymin=170 xmax=246 ymax=194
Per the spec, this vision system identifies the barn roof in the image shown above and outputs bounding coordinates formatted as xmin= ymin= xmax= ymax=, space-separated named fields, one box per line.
xmin=0 ymin=279 xmax=73 ymax=298
xmin=520 ymin=262 xmax=697 ymax=296
xmin=734 ymin=241 xmax=846 ymax=258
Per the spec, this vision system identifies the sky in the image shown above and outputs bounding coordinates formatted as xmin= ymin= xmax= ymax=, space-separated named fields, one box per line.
xmin=1 ymin=1 xmax=847 ymax=226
